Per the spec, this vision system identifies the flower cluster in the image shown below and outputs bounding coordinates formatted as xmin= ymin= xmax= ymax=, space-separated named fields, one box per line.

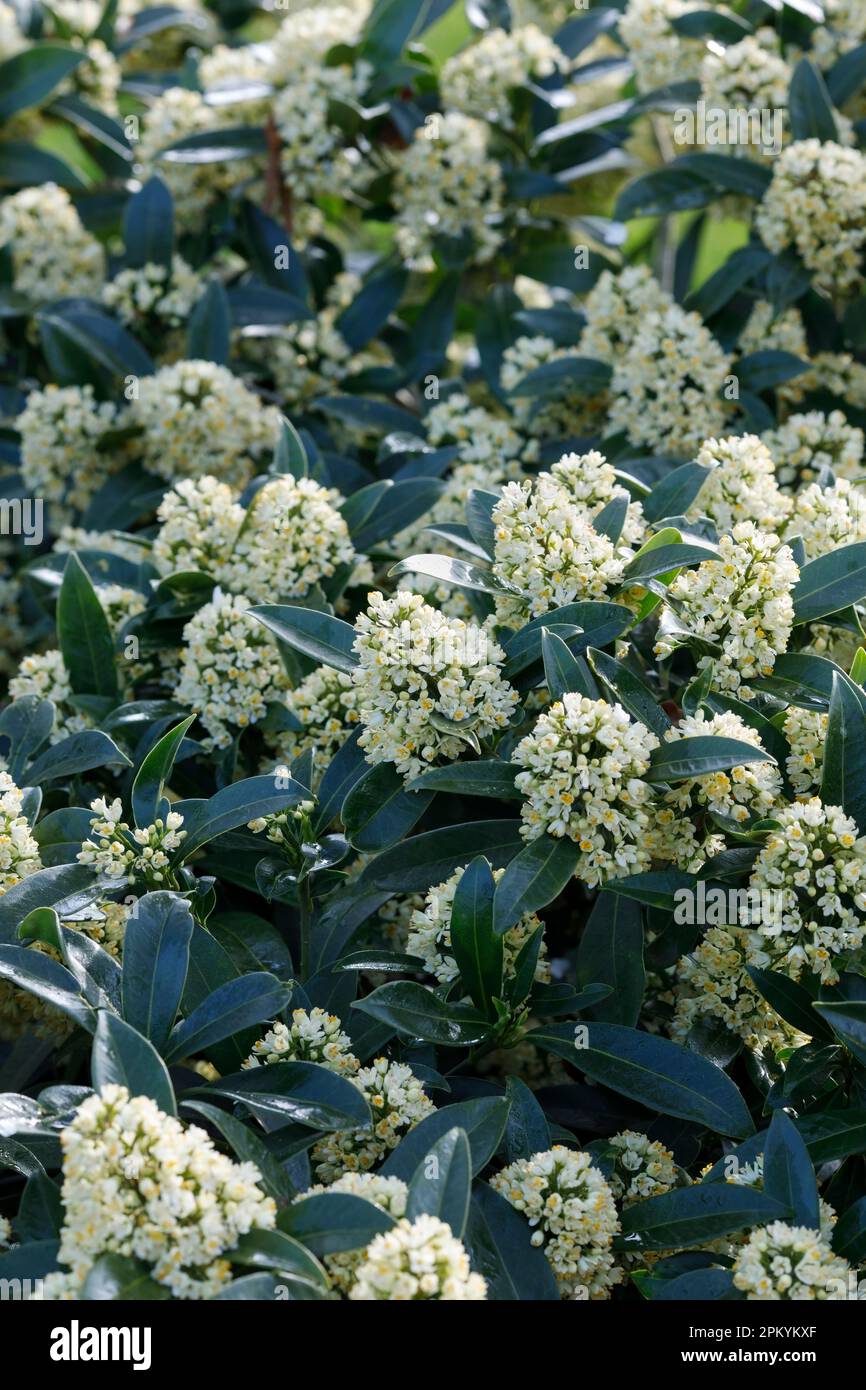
xmin=349 ymin=1214 xmax=487 ymax=1300
xmin=441 ymin=24 xmax=569 ymax=127
xmin=0 ymin=772 xmax=41 ymax=892
xmin=491 ymin=1147 xmax=621 ymax=1298
xmin=407 ymin=863 xmax=548 ymax=989
xmin=77 ymin=799 xmax=186 ymax=885
xmin=0 ymin=184 xmax=103 ymax=304
xmin=763 ymin=410 xmax=864 ymax=491
xmin=174 ymin=591 xmax=290 ymax=749
xmin=746 ymin=798 xmax=866 ymax=984
xmin=394 ymin=112 xmax=505 ymax=268
xmin=690 ymin=435 xmax=791 ymax=533
xmin=295 ymin=1172 xmax=408 ymax=1294
xmin=732 ymin=1222 xmax=852 ymax=1300
xmin=223 ymin=476 xmax=355 ymax=603
xmin=619 ymin=0 xmax=705 ymax=94
xmin=351 ymin=591 xmax=518 ymax=782
xmin=39 ymin=1086 xmax=276 ymax=1300
xmin=783 ymin=706 xmax=828 ymax=797
xmin=669 ymin=926 xmax=807 ymax=1053
xmin=789 ymin=479 xmax=866 ymax=560
xmin=607 ymin=1131 xmax=680 ymax=1205
xmin=513 ymin=696 xmax=659 ymax=886
xmin=102 ymin=257 xmax=203 ymax=336
xmin=755 ymin=139 xmax=866 ymax=296
xmin=131 ymin=360 xmax=281 ymax=489
xmin=16 ymin=384 xmax=120 ymax=524
xmin=268 ymin=665 xmax=361 ymax=773
xmin=655 ymin=524 xmax=798 ymax=698
xmin=243 ymin=1008 xmax=359 ymax=1076
xmin=152 ymin=476 xmax=245 ymax=579
xmin=138 ymin=88 xmax=245 ymax=227
xmin=312 ymin=1058 xmax=435 ymax=1183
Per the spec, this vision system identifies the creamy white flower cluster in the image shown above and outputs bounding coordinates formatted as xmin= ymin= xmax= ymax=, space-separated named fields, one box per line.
xmin=655 ymin=523 xmax=798 ymax=698
xmin=669 ymin=926 xmax=806 ymax=1053
xmin=8 ymin=650 xmax=89 ymax=742
xmin=244 ymin=1008 xmax=360 ymax=1075
xmin=224 ymin=476 xmax=355 ymax=603
xmin=756 ymin=140 xmax=866 ymax=296
xmin=491 ymin=1146 xmax=621 ymax=1298
xmin=268 ymin=666 xmax=361 ymax=774
xmin=17 ymin=384 xmax=120 ymax=523
xmin=407 ymin=863 xmax=548 ymax=989
xmin=690 ymin=434 xmax=791 ymax=534
xmin=174 ymin=590 xmax=290 ymax=748
xmin=790 ymin=479 xmax=866 ymax=561
xmin=350 ymin=1214 xmax=487 ymax=1300
xmin=394 ymin=112 xmax=505 ymax=267
xmin=501 ymin=334 xmax=610 ymax=440
xmin=608 ymin=302 xmax=731 ymax=456
xmin=763 ymin=410 xmax=864 ymax=491
xmin=77 ymin=798 xmax=186 ymax=885
xmin=699 ymin=29 xmax=792 ymax=161
xmin=513 ymin=695 xmax=659 ymax=886
xmin=40 ymin=1086 xmax=276 ymax=1300
xmin=0 ymin=184 xmax=104 ymax=304
xmin=351 ymin=591 xmax=519 ymax=782
xmin=102 ymin=257 xmax=203 ymax=334
xmin=152 ymin=476 xmax=246 ymax=579
xmin=312 ymin=1057 xmax=435 ymax=1183
xmin=295 ymin=1172 xmax=408 ymax=1295
xmin=732 ymin=1222 xmax=852 ymax=1300
xmin=0 ymin=772 xmax=41 ymax=892
xmin=579 ymin=265 xmax=671 ymax=362
xmin=659 ymin=709 xmax=782 ymax=826
xmin=619 ymin=0 xmax=705 ymax=94
xmin=491 ymin=473 xmax=629 ymax=623
xmin=607 ymin=1130 xmax=679 ymax=1204
xmin=783 ymin=706 xmax=828 ymax=797
xmin=441 ymin=24 xmax=569 ymax=127
xmin=746 ymin=798 xmax=866 ymax=984
xmin=131 ymin=360 xmax=281 ymax=489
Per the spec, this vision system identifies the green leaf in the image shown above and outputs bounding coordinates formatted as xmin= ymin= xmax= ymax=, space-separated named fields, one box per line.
xmin=503 ymin=1077 xmax=550 ymax=1163
xmin=502 ymin=602 xmax=633 ymax=686
xmin=587 ymin=648 xmax=671 ymax=736
xmin=407 ymin=761 xmax=521 ymax=799
xmin=788 ymin=58 xmax=839 ymax=142
xmin=763 ymin=1109 xmax=819 ymax=1227
xmin=121 ymin=891 xmax=193 ymax=1052
xmin=0 ymin=696 xmax=55 ymax=782
xmin=282 ymin=1193 xmax=395 ymax=1254
xmin=826 ymin=41 xmax=866 ymax=107
xmin=57 ymin=553 xmax=118 ymax=701
xmin=164 ymin=973 xmax=290 ymax=1064
xmin=602 ymin=868 xmax=697 ymax=911
xmin=389 ymin=552 xmax=507 ymax=597
xmin=342 ymin=762 xmax=433 ymax=852
xmin=492 ymin=835 xmax=578 ymax=934
xmin=832 ymin=1195 xmax=866 ymax=1264
xmin=792 ymin=544 xmax=866 ymax=624
xmin=449 ymin=857 xmax=503 ymax=1016
xmin=196 ymin=1062 xmax=371 ymax=1131
xmin=0 ymin=863 xmax=99 ymax=945
xmin=181 ymin=1100 xmax=295 ymax=1201
xmin=158 ymin=125 xmax=268 ymax=163
xmin=250 ymin=605 xmax=358 ymax=674
xmin=82 ymin=1254 xmax=172 ymax=1301
xmin=406 ymin=1127 xmax=472 ymax=1238
xmin=576 ymin=892 xmax=644 ymax=1027
xmin=230 ymin=1229 xmax=328 ymax=1290
xmin=188 ymin=279 xmax=230 ymax=364
xmin=541 ymin=628 xmax=597 ymax=700
xmin=335 ymin=263 xmax=408 ymax=350
xmin=25 ymin=729 xmax=130 ymax=784
xmin=645 ymin=735 xmax=776 ymax=784
xmin=131 ymin=715 xmax=195 ymax=828
xmin=272 ymin=416 xmax=308 ymax=479
xmin=796 ymin=1110 xmax=866 ymax=1163
xmin=622 ymin=541 xmax=718 ymax=586
xmin=123 ymin=176 xmax=173 ymax=270
xmin=91 ymin=1011 xmax=176 ymax=1114
xmin=820 ymin=670 xmax=866 ymax=832
xmin=0 ymin=44 xmax=83 ymax=121
xmin=0 ymin=944 xmax=92 ymax=1031
xmin=746 ymin=967 xmax=832 ymax=1042
xmin=359 ymin=820 xmax=524 ymax=893
xmin=530 ymin=1022 xmax=753 ymax=1137
xmin=644 ymin=462 xmax=711 ymax=523
xmin=813 ymin=1001 xmax=866 ymax=1068
xmin=464 ymin=1182 xmax=560 ymax=1300
xmin=752 ymin=651 xmax=840 ymax=708
xmin=621 ymin=1184 xmax=788 ymax=1250
xmin=382 ymin=1098 xmax=510 ymax=1181
xmin=15 ymin=1172 xmax=63 ymax=1241
xmin=352 ymin=982 xmax=490 ymax=1045
xmin=175 ymin=774 xmax=309 ymax=861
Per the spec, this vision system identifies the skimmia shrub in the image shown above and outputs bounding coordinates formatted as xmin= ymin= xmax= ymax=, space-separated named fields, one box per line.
xmin=1 ymin=0 xmax=866 ymax=1311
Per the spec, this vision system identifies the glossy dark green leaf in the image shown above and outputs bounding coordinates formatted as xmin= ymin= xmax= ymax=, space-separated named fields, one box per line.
xmin=821 ymin=670 xmax=866 ymax=833
xmin=541 ymin=628 xmax=598 ymax=700
xmin=407 ymin=760 xmax=521 ymax=799
xmin=281 ymin=1192 xmax=395 ymax=1253
xmin=82 ymin=1254 xmax=172 ymax=1301
xmin=131 ymin=714 xmax=195 ymax=829
xmin=182 ymin=1100 xmax=295 ymax=1201
xmin=194 ymin=1061 xmax=371 ymax=1131
xmin=621 ymin=1183 xmax=788 ymax=1249
xmin=389 ymin=552 xmax=507 ymax=597
xmin=645 ymin=735 xmax=776 ymax=784
xmin=530 ymin=1022 xmax=753 ymax=1137
xmin=813 ymin=1001 xmax=866 ymax=1068
xmin=763 ymin=1109 xmax=819 ymax=1227
xmin=492 ymin=835 xmax=578 ymax=934
xmin=406 ymin=1126 xmax=472 ymax=1237
xmin=121 ymin=891 xmax=193 ymax=1051
xmin=464 ymin=1182 xmax=560 ymax=1300
xmin=587 ymin=648 xmax=671 ymax=736
xmin=342 ymin=761 xmax=433 ymax=852
xmin=251 ymin=604 xmax=358 ymax=673
xmin=503 ymin=1077 xmax=550 ymax=1163
xmin=57 ymin=553 xmax=118 ymax=701
xmin=187 ymin=279 xmax=230 ymax=364
xmin=91 ymin=1011 xmax=176 ymax=1114
xmin=123 ymin=176 xmax=173 ymax=270
xmin=576 ymin=892 xmax=644 ymax=1027
xmin=360 ymin=820 xmax=524 ymax=893
xmin=792 ymin=544 xmax=866 ymax=624
xmin=746 ymin=967 xmax=831 ymax=1042
xmin=352 ymin=982 xmax=490 ymax=1045
xmin=0 ymin=44 xmax=83 ymax=121
xmin=382 ymin=1097 xmax=510 ymax=1180
xmin=449 ymin=856 xmax=502 ymax=1015
xmin=25 ymin=729 xmax=130 ymax=784
xmin=175 ymin=775 xmax=309 ymax=861
xmin=0 ymin=944 xmax=92 ymax=1031
xmin=788 ymin=58 xmax=839 ymax=142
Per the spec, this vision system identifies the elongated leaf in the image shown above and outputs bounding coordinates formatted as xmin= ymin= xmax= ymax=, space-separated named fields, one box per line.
xmin=0 ymin=45 xmax=83 ymax=121
xmin=576 ymin=892 xmax=644 ymax=1027
xmin=792 ymin=544 xmax=866 ymax=624
xmin=621 ymin=1184 xmax=788 ymax=1250
xmin=406 ymin=1127 xmax=472 ymax=1238
xmin=342 ymin=762 xmax=433 ymax=852
xmin=0 ymin=944 xmax=92 ymax=1031
xmin=645 ymin=735 xmax=775 ymax=784
xmin=196 ymin=1061 xmax=371 ymax=1131
xmin=407 ymin=761 xmax=520 ymax=799
xmin=382 ymin=1097 xmax=510 ymax=1180
xmin=131 ymin=715 xmax=195 ymax=829
xmin=82 ymin=1254 xmax=171 ymax=1301
xmin=123 ymin=176 xmax=173 ymax=270
xmin=530 ymin=1021 xmax=753 ymax=1137
xmin=57 ymin=553 xmax=118 ymax=701
xmin=541 ymin=629 xmax=597 ymax=700
xmin=492 ymin=836 xmax=578 ymax=934
xmin=587 ymin=648 xmax=671 ymax=736
xmin=813 ymin=1001 xmax=866 ymax=1068
xmin=25 ymin=729 xmax=129 ymax=784
xmin=449 ymin=857 xmax=502 ymax=1016
xmin=282 ymin=1192 xmax=395 ymax=1253
xmin=821 ymin=670 xmax=866 ymax=833
xmin=176 ymin=775 xmax=309 ymax=860
xmin=763 ymin=1109 xmax=819 ymax=1227
xmin=164 ymin=972 xmax=290 ymax=1063
xmin=251 ymin=605 xmax=358 ymax=673
xmin=121 ymin=892 xmax=193 ymax=1051
xmin=182 ymin=1100 xmax=295 ymax=1201
xmin=503 ymin=1077 xmax=550 ymax=1163
xmin=360 ymin=820 xmax=524 ymax=893
xmin=352 ymin=982 xmax=490 ymax=1045
xmin=91 ymin=1011 xmax=176 ymax=1114
xmin=465 ymin=1182 xmax=560 ymax=1300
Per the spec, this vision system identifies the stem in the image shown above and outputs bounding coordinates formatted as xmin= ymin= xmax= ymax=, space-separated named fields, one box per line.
xmin=298 ymin=877 xmax=314 ymax=983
